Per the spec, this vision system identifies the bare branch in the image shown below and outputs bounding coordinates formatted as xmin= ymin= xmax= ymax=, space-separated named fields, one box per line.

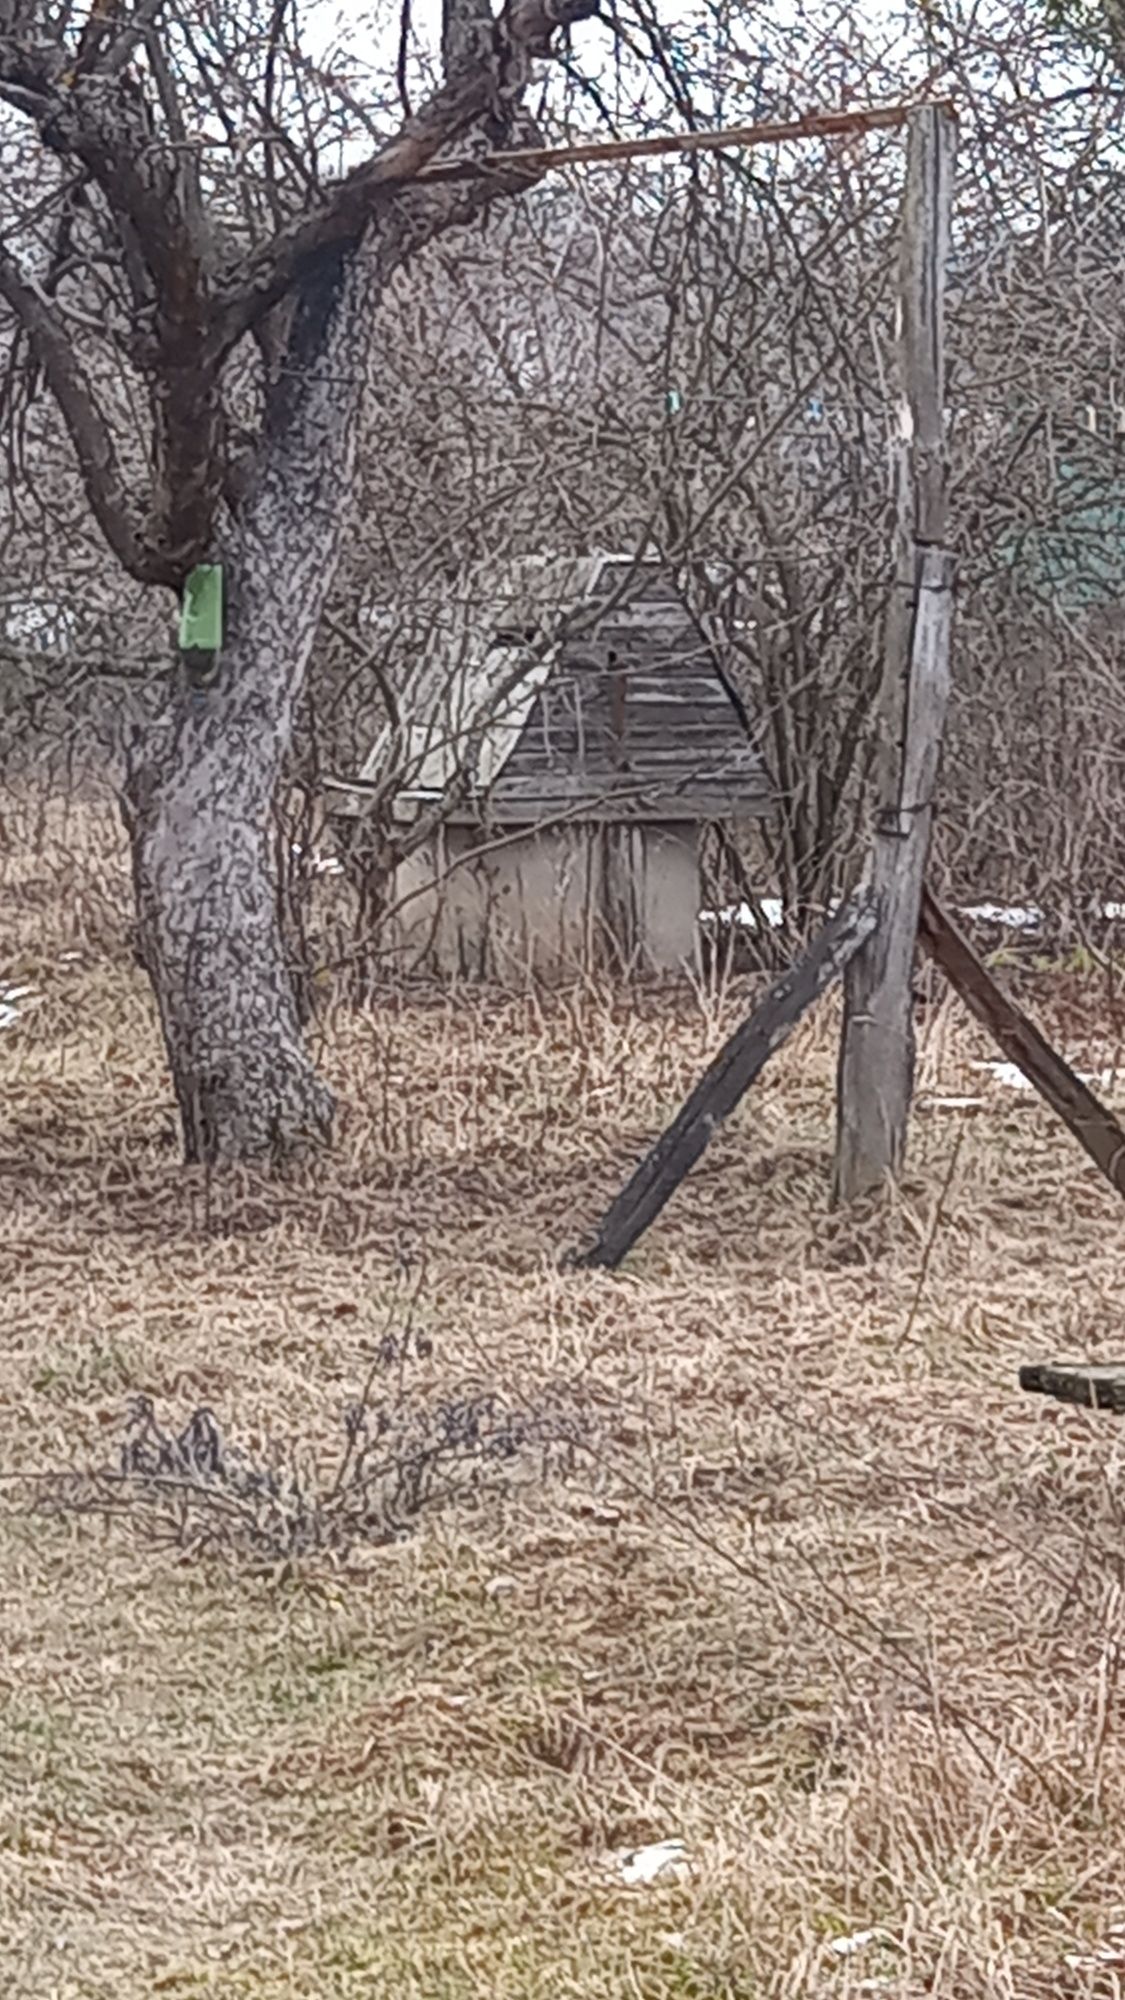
xmin=0 ymin=240 xmax=161 ymax=581
xmin=98 ymin=0 xmax=171 ymax=79
xmin=212 ymin=0 xmax=600 ymax=353
xmin=397 ymin=0 xmax=414 ymax=118
xmin=443 ymin=0 xmax=497 ymax=83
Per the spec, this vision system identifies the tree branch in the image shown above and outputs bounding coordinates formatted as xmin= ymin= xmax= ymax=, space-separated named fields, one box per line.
xmin=0 ymin=34 xmax=63 ymax=98
xmin=443 ymin=0 xmax=498 ymax=83
xmin=0 ymin=0 xmax=598 ymax=586
xmin=3 ymin=55 xmax=224 ymax=580
xmin=40 ymin=82 xmax=190 ymax=305
xmin=211 ymin=0 xmax=599 ymax=355
xmin=98 ymin=0 xmax=171 ymax=79
xmin=0 ymin=241 xmax=164 ymax=583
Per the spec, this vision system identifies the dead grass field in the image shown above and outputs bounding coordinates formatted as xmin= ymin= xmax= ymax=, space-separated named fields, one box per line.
xmin=5 ymin=789 xmax=1125 ymax=1998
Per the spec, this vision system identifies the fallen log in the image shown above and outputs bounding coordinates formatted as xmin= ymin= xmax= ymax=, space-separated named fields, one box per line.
xmin=567 ymin=885 xmax=879 ymax=1271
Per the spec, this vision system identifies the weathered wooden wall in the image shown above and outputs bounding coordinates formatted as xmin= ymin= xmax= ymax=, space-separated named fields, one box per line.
xmin=476 ymin=565 xmax=772 ymax=825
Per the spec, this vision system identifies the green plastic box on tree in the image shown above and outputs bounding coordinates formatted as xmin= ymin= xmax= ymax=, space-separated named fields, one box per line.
xmin=178 ymin=564 xmax=223 ymax=690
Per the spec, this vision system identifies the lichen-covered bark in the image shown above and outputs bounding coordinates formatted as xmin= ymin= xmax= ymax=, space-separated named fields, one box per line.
xmin=126 ymin=232 xmax=399 ymax=1165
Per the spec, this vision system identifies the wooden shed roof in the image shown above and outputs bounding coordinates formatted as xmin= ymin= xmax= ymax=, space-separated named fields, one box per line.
xmin=335 ymin=554 xmax=771 ymax=827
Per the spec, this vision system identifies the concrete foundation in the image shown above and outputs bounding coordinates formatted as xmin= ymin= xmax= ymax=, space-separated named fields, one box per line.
xmin=387 ymin=819 xmax=702 ymax=983
xmin=599 ymin=822 xmax=702 ymax=976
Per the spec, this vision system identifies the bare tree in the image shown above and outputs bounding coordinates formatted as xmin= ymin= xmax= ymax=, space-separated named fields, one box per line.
xmin=0 ymin=0 xmax=597 ymax=1164
xmin=13 ymin=0 xmax=1125 ymax=1073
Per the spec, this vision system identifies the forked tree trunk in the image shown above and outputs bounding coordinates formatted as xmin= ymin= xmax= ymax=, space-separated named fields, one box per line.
xmin=125 ymin=238 xmax=397 ymax=1165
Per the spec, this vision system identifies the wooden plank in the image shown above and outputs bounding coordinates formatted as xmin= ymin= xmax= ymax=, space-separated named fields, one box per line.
xmin=488 ymin=772 xmax=770 ymax=805
xmin=1020 ymin=1364 xmax=1125 ymax=1413
xmin=614 ymin=684 xmax=728 ymax=706
xmin=415 ymin=99 xmax=954 ymax=186
xmin=833 ymin=103 xmax=957 ymax=1205
xmin=527 ymin=757 xmax=766 ymax=779
xmin=615 ymin=690 xmax=743 ymax=713
xmin=917 ymin=885 xmax=1125 ymax=1199
xmin=590 ymin=602 xmax=691 ymax=628
xmin=442 ymin=795 xmax=773 ymax=825
xmin=566 ymin=885 xmax=879 ymax=1271
xmin=493 ymin=751 xmax=743 ymax=779
xmin=534 ymin=700 xmax=730 ymax=733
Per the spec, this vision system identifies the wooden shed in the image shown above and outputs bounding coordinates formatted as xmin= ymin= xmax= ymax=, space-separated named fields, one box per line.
xmin=327 ymin=554 xmax=772 ymax=981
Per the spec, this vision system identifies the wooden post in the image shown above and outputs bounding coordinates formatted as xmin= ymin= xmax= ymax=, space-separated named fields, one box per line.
xmin=567 ymin=885 xmax=878 ymax=1271
xmin=1020 ymin=1365 xmax=1125 ymax=1413
xmin=918 ymin=885 xmax=1125 ymax=1199
xmin=833 ymin=104 xmax=957 ymax=1205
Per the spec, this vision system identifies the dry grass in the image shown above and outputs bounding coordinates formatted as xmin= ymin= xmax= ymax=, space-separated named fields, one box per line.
xmin=4 ymin=787 xmax=1125 ymax=1997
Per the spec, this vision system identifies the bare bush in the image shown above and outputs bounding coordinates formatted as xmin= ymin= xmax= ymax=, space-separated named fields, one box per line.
xmin=35 ymin=1379 xmax=588 ymax=1565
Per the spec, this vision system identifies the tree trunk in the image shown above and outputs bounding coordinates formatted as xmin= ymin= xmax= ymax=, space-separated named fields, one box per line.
xmin=125 ymin=235 xmax=400 ymax=1166
xmin=121 ymin=131 xmax=552 ymax=1164
xmin=128 ymin=724 xmax=335 ymax=1166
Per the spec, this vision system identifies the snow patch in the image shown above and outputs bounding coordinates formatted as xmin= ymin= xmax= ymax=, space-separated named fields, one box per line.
xmin=702 ymin=896 xmax=1050 ymax=935
xmin=971 ymin=1058 xmax=1116 ymax=1092
xmin=970 ymin=1060 xmax=1036 ymax=1092
xmin=617 ymin=1838 xmax=691 ymax=1887
xmin=483 ymin=1573 xmax=520 ymax=1599
xmin=290 ymin=841 xmax=344 ymax=877
xmin=699 ymin=900 xmax=780 ymax=930
xmin=960 ymin=902 xmax=1042 ymax=930
xmin=827 ymin=1927 xmax=901 ymax=1959
xmin=0 ymin=981 xmax=39 ymax=1030
xmin=701 ymin=892 xmax=1125 ymax=941
xmin=700 ymin=897 xmax=831 ymax=931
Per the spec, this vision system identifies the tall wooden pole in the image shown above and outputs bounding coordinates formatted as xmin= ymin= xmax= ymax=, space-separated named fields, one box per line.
xmin=833 ymin=104 xmax=957 ymax=1205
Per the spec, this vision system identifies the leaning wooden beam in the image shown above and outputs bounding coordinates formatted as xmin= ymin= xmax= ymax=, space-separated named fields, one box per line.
xmin=567 ymin=886 xmax=879 ymax=1272
xmin=833 ymin=102 xmax=958 ymax=1205
xmin=917 ymin=885 xmax=1125 ymax=1200
xmin=1020 ymin=1363 xmax=1125 ymax=1412
xmin=416 ymin=99 xmax=955 ymax=185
